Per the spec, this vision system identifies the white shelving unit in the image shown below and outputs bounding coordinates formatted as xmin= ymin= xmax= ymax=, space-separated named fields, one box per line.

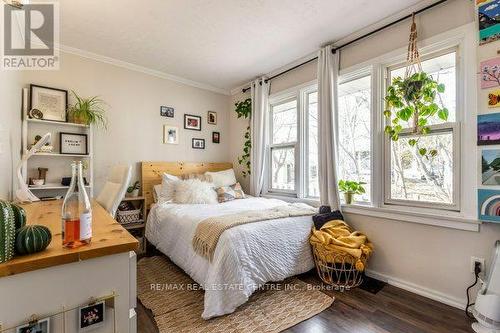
xmin=21 ymin=88 xmax=94 ymax=199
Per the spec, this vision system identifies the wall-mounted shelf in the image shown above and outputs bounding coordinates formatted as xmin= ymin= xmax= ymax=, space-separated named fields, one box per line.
xmin=27 ymin=118 xmax=89 ymax=128
xmin=33 ymin=152 xmax=91 ymax=158
xmin=28 ymin=183 xmax=91 ymax=190
xmin=21 ymin=88 xmax=94 ymax=198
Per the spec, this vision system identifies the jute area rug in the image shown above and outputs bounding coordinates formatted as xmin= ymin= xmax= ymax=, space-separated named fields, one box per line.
xmin=137 ymin=256 xmax=334 ymax=333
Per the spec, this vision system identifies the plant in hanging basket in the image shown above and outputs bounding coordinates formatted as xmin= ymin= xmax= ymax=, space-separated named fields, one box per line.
xmin=384 ymin=72 xmax=448 ymax=158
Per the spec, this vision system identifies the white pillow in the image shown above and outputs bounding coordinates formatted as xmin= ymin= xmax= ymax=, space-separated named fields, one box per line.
xmin=153 ymin=184 xmax=162 ymax=202
xmin=159 ymin=172 xmax=179 ymax=202
xmin=174 ymin=179 xmax=217 ymax=204
xmin=205 ymin=169 xmax=237 ymax=188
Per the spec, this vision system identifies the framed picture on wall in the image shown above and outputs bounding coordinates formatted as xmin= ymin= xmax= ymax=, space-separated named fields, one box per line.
xmin=192 ymin=138 xmax=205 ymax=149
xmin=163 ymin=125 xmax=179 ymax=144
xmin=60 ymin=132 xmax=88 ymax=155
xmin=184 ymin=114 xmax=201 ymax=131
xmin=160 ymin=106 xmax=175 ymax=118
xmin=212 ymin=131 xmax=220 ymax=144
xmin=30 ymin=84 xmax=68 ymax=122
xmin=207 ymin=111 xmax=217 ymax=125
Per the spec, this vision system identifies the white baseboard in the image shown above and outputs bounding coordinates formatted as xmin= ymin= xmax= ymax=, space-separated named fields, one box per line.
xmin=365 ymin=269 xmax=466 ymax=310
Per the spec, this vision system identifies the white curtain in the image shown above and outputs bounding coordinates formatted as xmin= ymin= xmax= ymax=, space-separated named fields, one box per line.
xmin=317 ymin=45 xmax=341 ymax=210
xmin=249 ymin=78 xmax=270 ymax=196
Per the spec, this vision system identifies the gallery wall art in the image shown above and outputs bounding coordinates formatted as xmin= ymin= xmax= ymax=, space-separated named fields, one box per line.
xmin=478 ymin=189 xmax=500 ymax=222
xmin=488 ymin=89 xmax=500 ymax=107
xmin=478 ymin=0 xmax=500 ymax=45
xmin=478 ymin=113 xmax=500 ymax=145
xmin=482 ymin=149 xmax=500 ymax=184
xmin=480 ymin=57 xmax=500 ymax=89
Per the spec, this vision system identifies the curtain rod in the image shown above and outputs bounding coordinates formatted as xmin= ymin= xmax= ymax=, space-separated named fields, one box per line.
xmin=242 ymin=0 xmax=448 ymax=93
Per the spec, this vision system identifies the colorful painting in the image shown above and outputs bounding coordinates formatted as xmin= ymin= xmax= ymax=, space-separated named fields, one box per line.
xmin=478 ymin=0 xmax=500 ymax=45
xmin=480 ymin=58 xmax=500 ymax=89
xmin=478 ymin=113 xmax=500 ymax=145
xmin=478 ymin=189 xmax=500 ymax=222
xmin=488 ymin=89 xmax=500 ymax=107
xmin=482 ymin=149 xmax=500 ymax=184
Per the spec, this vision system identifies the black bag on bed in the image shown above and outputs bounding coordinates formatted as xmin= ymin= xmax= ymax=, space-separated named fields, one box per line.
xmin=313 ymin=206 xmax=344 ymax=230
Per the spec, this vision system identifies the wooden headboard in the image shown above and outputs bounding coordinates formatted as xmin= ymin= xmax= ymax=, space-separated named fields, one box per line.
xmin=141 ymin=161 xmax=233 ymax=208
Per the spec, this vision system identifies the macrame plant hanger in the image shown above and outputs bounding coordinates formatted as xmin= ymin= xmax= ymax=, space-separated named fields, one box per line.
xmin=405 ymin=13 xmax=423 ymax=132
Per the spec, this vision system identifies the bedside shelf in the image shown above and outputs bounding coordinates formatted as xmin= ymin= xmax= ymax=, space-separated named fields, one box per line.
xmin=122 ymin=196 xmax=145 ymax=201
xmin=27 ymin=118 xmax=89 ymax=128
xmin=122 ymin=222 xmax=145 ymax=230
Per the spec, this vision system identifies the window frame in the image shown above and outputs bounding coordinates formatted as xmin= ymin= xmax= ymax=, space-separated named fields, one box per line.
xmin=337 ymin=69 xmax=374 ymax=204
xmin=382 ymin=47 xmax=461 ymax=211
xmin=267 ymin=82 xmax=318 ymax=198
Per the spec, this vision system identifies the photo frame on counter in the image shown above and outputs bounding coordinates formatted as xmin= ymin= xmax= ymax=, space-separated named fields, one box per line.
xmin=30 ymin=84 xmax=68 ymax=122
xmin=60 ymin=132 xmax=88 ymax=155
xmin=15 ymin=317 xmax=50 ymax=333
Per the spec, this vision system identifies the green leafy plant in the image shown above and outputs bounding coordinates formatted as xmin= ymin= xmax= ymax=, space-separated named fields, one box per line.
xmin=68 ymin=91 xmax=108 ymax=129
xmin=338 ymin=180 xmax=366 ymax=194
xmin=384 ymin=72 xmax=447 ymax=158
xmin=235 ymin=98 xmax=252 ymax=177
xmin=127 ymin=181 xmax=140 ymax=193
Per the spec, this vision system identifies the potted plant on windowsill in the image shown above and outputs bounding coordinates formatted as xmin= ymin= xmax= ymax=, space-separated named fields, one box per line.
xmin=126 ymin=181 xmax=140 ymax=198
xmin=338 ymin=180 xmax=366 ymax=205
xmin=68 ymin=91 xmax=108 ymax=129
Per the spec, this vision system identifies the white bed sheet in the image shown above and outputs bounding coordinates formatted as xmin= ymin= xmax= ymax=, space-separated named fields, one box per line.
xmin=146 ymin=197 xmax=315 ymax=319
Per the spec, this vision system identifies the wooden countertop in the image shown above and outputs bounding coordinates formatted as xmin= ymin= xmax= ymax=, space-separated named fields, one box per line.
xmin=0 ymin=200 xmax=138 ymax=277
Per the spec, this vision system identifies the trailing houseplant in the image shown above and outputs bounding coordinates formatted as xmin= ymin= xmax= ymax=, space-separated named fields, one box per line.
xmin=338 ymin=180 xmax=366 ymax=204
xmin=68 ymin=91 xmax=108 ymax=129
xmin=126 ymin=181 xmax=140 ymax=197
xmin=383 ymin=14 xmax=447 ymax=159
xmin=235 ymin=98 xmax=252 ymax=177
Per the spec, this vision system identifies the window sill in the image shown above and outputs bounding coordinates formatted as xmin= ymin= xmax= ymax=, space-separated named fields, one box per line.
xmin=341 ymin=204 xmax=480 ymax=232
xmin=262 ymin=194 xmax=480 ymax=232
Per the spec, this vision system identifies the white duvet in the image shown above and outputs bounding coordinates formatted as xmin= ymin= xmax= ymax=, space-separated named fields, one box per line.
xmin=146 ymin=197 xmax=315 ymax=319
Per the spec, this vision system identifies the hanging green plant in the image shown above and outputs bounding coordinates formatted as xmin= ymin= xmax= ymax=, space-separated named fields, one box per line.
xmin=383 ymin=14 xmax=448 ymax=159
xmin=235 ymin=98 xmax=251 ymax=177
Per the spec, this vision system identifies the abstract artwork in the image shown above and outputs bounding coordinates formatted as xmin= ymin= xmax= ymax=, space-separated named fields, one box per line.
xmin=478 ymin=113 xmax=500 ymax=145
xmin=478 ymin=189 xmax=500 ymax=222
xmin=480 ymin=58 xmax=500 ymax=89
xmin=482 ymin=149 xmax=500 ymax=184
xmin=478 ymin=0 xmax=500 ymax=45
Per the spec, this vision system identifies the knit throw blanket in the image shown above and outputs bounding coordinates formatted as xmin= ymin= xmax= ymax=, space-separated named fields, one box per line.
xmin=192 ymin=203 xmax=316 ymax=261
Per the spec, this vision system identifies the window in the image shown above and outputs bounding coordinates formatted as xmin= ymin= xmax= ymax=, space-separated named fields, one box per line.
xmin=270 ymin=99 xmax=297 ymax=192
xmin=385 ymin=49 xmax=459 ymax=210
xmin=268 ymin=85 xmax=318 ymax=198
xmin=337 ymin=75 xmax=372 ymax=203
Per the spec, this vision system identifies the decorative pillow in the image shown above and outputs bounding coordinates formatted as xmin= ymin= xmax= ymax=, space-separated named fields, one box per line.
xmin=153 ymin=184 xmax=162 ymax=202
xmin=216 ymin=182 xmax=245 ymax=203
xmin=205 ymin=169 xmax=237 ymax=188
xmin=158 ymin=172 xmax=180 ymax=202
xmin=174 ymin=179 xmax=217 ymax=204
xmin=181 ymin=173 xmax=212 ymax=182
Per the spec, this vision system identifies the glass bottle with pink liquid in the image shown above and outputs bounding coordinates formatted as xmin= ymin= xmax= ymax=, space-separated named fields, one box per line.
xmin=61 ymin=161 xmax=92 ymax=248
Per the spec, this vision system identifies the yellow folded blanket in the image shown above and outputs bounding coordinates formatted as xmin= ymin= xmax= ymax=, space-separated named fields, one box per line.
xmin=310 ymin=220 xmax=373 ymax=271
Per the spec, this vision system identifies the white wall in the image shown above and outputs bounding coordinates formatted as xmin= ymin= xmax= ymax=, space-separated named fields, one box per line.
xmin=2 ymin=51 xmax=231 ymax=197
xmin=229 ymin=0 xmax=500 ymax=308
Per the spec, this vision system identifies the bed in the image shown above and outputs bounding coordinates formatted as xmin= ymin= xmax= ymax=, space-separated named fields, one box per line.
xmin=142 ymin=162 xmax=316 ymax=319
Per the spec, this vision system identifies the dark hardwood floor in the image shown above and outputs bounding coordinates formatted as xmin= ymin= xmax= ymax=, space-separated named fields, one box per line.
xmin=136 ymin=270 xmax=474 ymax=333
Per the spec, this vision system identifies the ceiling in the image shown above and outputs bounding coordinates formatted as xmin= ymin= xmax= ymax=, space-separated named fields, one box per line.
xmin=53 ymin=0 xmax=425 ymax=94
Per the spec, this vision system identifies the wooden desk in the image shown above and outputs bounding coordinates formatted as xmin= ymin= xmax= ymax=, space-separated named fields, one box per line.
xmin=0 ymin=200 xmax=138 ymax=277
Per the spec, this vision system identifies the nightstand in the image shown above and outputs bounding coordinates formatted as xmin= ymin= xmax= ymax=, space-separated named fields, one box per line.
xmin=117 ymin=196 xmax=147 ymax=254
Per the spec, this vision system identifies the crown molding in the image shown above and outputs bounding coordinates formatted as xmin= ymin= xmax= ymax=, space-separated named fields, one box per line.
xmin=57 ymin=44 xmax=231 ymax=96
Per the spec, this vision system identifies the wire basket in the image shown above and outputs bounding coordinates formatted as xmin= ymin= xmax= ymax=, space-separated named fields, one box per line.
xmin=312 ymin=242 xmax=365 ymax=291
xmin=116 ymin=208 xmax=142 ymax=224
